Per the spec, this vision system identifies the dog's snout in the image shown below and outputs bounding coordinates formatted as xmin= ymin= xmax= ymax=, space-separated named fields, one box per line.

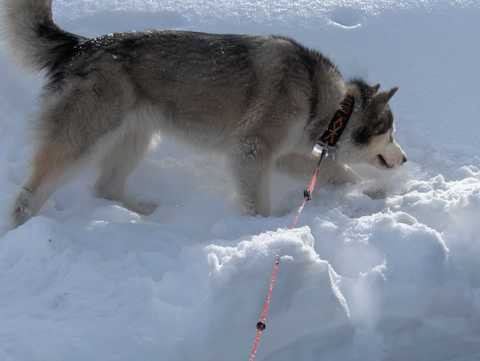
xmin=402 ymin=155 xmax=408 ymax=164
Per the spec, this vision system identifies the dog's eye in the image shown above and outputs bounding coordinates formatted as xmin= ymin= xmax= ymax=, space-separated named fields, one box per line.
xmin=389 ymin=134 xmax=394 ymax=143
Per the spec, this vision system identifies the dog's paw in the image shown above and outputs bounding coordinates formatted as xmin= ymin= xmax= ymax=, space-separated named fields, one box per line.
xmin=12 ymin=188 xmax=34 ymax=227
xmin=124 ymin=200 xmax=158 ymax=216
xmin=363 ymin=187 xmax=387 ymax=200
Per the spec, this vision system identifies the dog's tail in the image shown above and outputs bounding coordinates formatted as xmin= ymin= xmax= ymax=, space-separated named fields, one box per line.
xmin=2 ymin=0 xmax=83 ymax=72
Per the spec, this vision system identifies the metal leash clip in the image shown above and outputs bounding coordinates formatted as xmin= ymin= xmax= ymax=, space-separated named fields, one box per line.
xmin=312 ymin=142 xmax=336 ymax=160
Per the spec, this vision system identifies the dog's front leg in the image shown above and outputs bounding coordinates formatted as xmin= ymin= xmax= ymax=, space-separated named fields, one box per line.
xmin=321 ymin=158 xmax=361 ymax=185
xmin=275 ymin=153 xmax=317 ymax=180
xmin=229 ymin=137 xmax=273 ymax=216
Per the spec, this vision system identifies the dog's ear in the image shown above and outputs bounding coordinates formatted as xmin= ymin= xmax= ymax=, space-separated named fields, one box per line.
xmin=386 ymin=87 xmax=399 ymax=101
xmin=365 ymin=87 xmax=399 ymax=119
xmin=369 ymin=87 xmax=399 ymax=109
xmin=371 ymin=84 xmax=381 ymax=94
xmin=376 ymin=87 xmax=399 ymax=103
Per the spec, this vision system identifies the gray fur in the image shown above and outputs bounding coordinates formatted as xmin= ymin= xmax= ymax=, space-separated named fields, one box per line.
xmin=3 ymin=0 xmax=407 ymax=228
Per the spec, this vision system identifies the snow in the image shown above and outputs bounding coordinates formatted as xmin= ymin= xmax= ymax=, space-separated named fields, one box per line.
xmin=1 ymin=1 xmax=480 ymax=360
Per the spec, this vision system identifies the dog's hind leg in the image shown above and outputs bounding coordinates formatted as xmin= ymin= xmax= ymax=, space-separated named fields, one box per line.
xmin=11 ymin=71 xmax=134 ymax=228
xmin=13 ymin=141 xmax=83 ymax=227
xmin=229 ymin=136 xmax=273 ymax=216
xmin=94 ymin=127 xmax=156 ymax=215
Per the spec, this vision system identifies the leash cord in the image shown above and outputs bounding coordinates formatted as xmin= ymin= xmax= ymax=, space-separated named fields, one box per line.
xmin=247 ymin=148 xmax=328 ymax=361
xmin=248 ymin=255 xmax=281 ymax=361
xmin=289 ymin=149 xmax=327 ymax=229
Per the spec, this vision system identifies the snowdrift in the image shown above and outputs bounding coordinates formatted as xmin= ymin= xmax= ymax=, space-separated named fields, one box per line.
xmin=0 ymin=1 xmax=480 ymax=360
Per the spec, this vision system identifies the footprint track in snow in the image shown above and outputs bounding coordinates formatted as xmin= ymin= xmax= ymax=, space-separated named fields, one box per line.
xmin=327 ymin=7 xmax=364 ymax=29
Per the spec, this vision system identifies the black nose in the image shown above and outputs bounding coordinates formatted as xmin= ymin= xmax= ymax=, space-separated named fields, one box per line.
xmin=402 ymin=155 xmax=408 ymax=164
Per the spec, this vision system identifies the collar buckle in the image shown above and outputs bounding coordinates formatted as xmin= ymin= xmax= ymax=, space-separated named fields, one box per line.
xmin=312 ymin=142 xmax=336 ymax=160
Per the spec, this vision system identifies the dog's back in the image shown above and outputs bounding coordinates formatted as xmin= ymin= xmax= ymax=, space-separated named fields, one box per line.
xmin=3 ymin=2 xmax=337 ymax=147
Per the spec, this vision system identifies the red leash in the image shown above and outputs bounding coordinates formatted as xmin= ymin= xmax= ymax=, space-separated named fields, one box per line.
xmin=248 ymin=255 xmax=281 ymax=361
xmin=289 ymin=150 xmax=326 ymax=229
xmin=247 ymin=94 xmax=355 ymax=361
xmin=248 ymin=150 xmax=326 ymax=361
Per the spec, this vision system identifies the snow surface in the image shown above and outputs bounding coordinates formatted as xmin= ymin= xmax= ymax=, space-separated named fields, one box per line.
xmin=1 ymin=1 xmax=480 ymax=360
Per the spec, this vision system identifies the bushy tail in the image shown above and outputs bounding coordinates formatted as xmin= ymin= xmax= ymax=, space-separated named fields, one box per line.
xmin=2 ymin=0 xmax=83 ymax=72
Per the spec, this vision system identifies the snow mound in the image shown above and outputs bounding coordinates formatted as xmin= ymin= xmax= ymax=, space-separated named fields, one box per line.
xmin=203 ymin=229 xmax=351 ymax=361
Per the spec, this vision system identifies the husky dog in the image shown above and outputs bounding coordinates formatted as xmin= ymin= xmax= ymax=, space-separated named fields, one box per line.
xmin=3 ymin=0 xmax=407 ymax=227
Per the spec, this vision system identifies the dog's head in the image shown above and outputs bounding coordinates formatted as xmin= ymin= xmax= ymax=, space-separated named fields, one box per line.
xmin=335 ymin=79 xmax=407 ymax=169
